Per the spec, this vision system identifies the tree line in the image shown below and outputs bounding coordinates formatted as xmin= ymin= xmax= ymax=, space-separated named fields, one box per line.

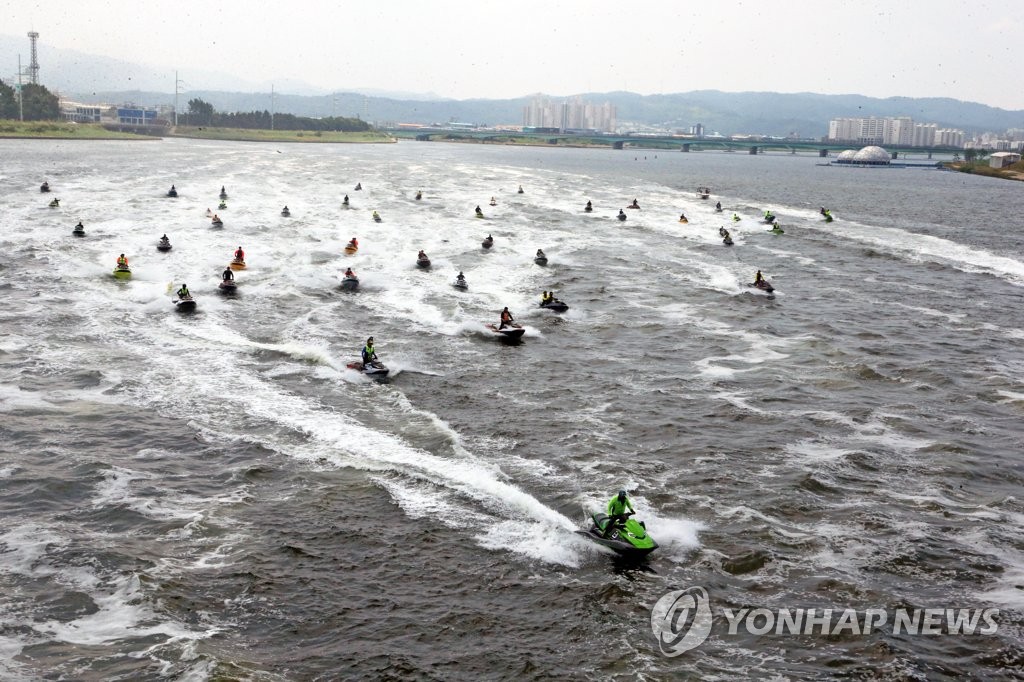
xmin=185 ymin=98 xmax=369 ymax=132
xmin=0 ymin=80 xmax=61 ymax=120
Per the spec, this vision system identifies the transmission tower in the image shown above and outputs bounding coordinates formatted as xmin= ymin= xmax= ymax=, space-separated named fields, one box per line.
xmin=27 ymin=31 xmax=40 ymax=84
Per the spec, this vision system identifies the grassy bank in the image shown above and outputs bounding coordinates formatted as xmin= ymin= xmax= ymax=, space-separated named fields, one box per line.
xmin=944 ymin=160 xmax=1024 ymax=182
xmin=167 ymin=126 xmax=395 ymax=143
xmin=0 ymin=121 xmax=153 ymax=140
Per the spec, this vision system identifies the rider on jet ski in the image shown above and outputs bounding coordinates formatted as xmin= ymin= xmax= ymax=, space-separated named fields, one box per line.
xmin=755 ymin=270 xmax=764 ymax=285
xmin=362 ymin=337 xmax=378 ymax=366
xmin=604 ymin=490 xmax=635 ymax=537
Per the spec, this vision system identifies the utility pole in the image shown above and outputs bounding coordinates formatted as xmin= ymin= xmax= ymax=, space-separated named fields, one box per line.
xmin=174 ymin=70 xmax=185 ymax=126
xmin=17 ymin=54 xmax=23 ymax=121
xmin=270 ymin=84 xmax=275 ymax=131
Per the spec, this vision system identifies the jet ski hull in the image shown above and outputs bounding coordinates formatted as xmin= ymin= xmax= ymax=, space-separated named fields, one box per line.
xmin=416 ymin=258 xmax=431 ymax=269
xmin=344 ymin=246 xmax=358 ymax=255
xmin=157 ymin=244 xmax=172 ymax=252
xmin=175 ymin=298 xmax=197 ymax=311
xmin=485 ymin=323 xmax=525 ymax=339
xmin=481 ymin=240 xmax=493 ymax=249
xmin=453 ymin=281 xmax=468 ymax=290
xmin=346 ymin=361 xmax=390 ymax=377
xmin=112 ymin=268 xmax=132 ymax=280
xmin=218 ymin=281 xmax=237 ymax=293
xmin=540 ymin=301 xmax=569 ymax=312
xmin=230 ymin=260 xmax=246 ymax=270
xmin=72 ymin=230 xmax=85 ymax=237
xmin=577 ymin=513 xmax=658 ymax=557
xmin=340 ymin=277 xmax=359 ymax=291
xmin=534 ymin=257 xmax=548 ymax=266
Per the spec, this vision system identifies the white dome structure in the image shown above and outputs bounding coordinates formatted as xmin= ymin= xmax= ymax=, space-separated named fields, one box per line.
xmin=834 ymin=145 xmax=891 ymax=165
xmin=852 ymin=145 xmax=891 ymax=164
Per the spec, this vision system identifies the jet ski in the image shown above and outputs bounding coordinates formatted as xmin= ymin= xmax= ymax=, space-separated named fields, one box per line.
xmin=219 ymin=189 xmax=228 ymax=200
xmin=40 ymin=182 xmax=50 ymax=193
xmin=824 ymin=214 xmax=834 ymax=223
xmin=72 ymin=224 xmax=85 ymax=237
xmin=481 ymin=236 xmax=494 ymax=249
xmin=453 ymin=277 xmax=468 ymax=290
xmin=211 ymin=218 xmax=224 ymax=228
xmin=768 ymin=225 xmax=785 ymax=234
xmin=49 ymin=198 xmax=60 ymax=208
xmin=416 ymin=256 xmax=431 ymax=269
xmin=485 ymin=323 xmax=525 ymax=340
xmin=489 ymin=199 xmax=497 ymax=206
xmin=749 ymin=279 xmax=775 ymax=293
xmin=346 ymin=360 xmax=389 ymax=377
xmin=281 ymin=208 xmax=291 ymax=217
xmin=157 ymin=239 xmax=172 ymax=252
xmin=230 ymin=258 xmax=247 ymax=270
xmin=761 ymin=214 xmax=776 ymax=224
xmin=218 ymin=279 xmax=237 ymax=293
xmin=534 ymin=255 xmax=548 ymax=266
xmin=678 ymin=217 xmax=689 ymax=224
xmin=617 ymin=212 xmax=627 ymax=222
xmin=175 ymin=295 xmax=197 ymax=311
xmin=218 ymin=201 xmax=228 ymax=210
xmin=415 ymin=191 xmax=423 ymax=200
xmin=112 ymin=266 xmax=132 ymax=280
xmin=576 ymin=512 xmax=658 ymax=557
xmin=167 ymin=188 xmax=178 ymax=198
xmin=723 ymin=235 xmax=734 ymax=246
xmin=372 ymin=212 xmax=382 ymax=223
xmin=584 ymin=204 xmax=593 ymax=213
xmin=539 ymin=299 xmax=569 ymax=312
xmin=344 ymin=243 xmax=358 ymax=255
xmin=340 ymin=275 xmax=359 ymax=291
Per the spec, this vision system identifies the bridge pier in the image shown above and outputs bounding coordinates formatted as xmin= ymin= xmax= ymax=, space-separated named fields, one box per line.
xmin=749 ymin=146 xmax=758 ymax=155
xmin=927 ymin=151 xmax=933 ymax=159
xmin=682 ymin=143 xmax=690 ymax=152
xmin=892 ymin=151 xmax=898 ymax=160
xmin=819 ymin=149 xmax=828 ymax=157
xmin=415 ymin=134 xmax=431 ymax=141
xmin=613 ymin=141 xmax=624 ymax=150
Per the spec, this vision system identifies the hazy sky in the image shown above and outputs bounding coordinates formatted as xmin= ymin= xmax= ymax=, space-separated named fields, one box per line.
xmin=4 ymin=0 xmax=1023 ymax=109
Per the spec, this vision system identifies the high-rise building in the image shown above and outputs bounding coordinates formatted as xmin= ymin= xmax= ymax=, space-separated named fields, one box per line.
xmin=828 ymin=116 xmax=963 ymax=147
xmin=523 ymin=96 xmax=616 ymax=132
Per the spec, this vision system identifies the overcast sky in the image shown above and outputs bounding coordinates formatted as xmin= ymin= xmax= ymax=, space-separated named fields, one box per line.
xmin=4 ymin=0 xmax=1023 ymax=109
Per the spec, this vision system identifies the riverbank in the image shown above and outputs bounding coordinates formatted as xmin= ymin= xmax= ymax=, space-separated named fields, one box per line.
xmin=166 ymin=126 xmax=395 ymax=143
xmin=944 ymin=159 xmax=1024 ymax=182
xmin=0 ymin=121 xmax=153 ymax=140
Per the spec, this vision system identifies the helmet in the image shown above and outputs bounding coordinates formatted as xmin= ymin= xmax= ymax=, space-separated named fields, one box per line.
xmin=367 ymin=337 xmax=373 ymax=343
xmin=618 ymin=490 xmax=627 ymax=500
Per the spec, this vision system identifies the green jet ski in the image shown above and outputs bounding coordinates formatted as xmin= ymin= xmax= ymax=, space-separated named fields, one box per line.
xmin=577 ymin=511 xmax=658 ymax=557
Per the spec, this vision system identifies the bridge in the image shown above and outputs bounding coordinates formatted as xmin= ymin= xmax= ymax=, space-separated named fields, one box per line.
xmin=385 ymin=128 xmax=961 ymax=159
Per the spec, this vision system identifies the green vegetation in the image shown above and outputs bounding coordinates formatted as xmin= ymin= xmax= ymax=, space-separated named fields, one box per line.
xmin=184 ymin=97 xmax=370 ymax=132
xmin=0 ymin=80 xmax=61 ymax=120
xmin=0 ymin=121 xmax=152 ymax=139
xmin=168 ymin=126 xmax=394 ymax=143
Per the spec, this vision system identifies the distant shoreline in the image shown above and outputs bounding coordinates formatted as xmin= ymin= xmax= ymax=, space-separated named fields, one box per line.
xmin=943 ymin=160 xmax=1024 ymax=182
xmin=0 ymin=121 xmax=396 ymax=144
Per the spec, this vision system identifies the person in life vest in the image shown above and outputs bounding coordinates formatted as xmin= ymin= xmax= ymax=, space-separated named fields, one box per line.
xmin=234 ymin=246 xmax=245 ymax=262
xmin=362 ymin=337 xmax=377 ymax=366
xmin=475 ymin=206 xmax=484 ymax=217
xmin=455 ymin=271 xmax=466 ymax=285
xmin=344 ymin=267 xmax=356 ymax=278
xmin=754 ymin=270 xmax=764 ymax=285
xmin=116 ymin=254 xmax=129 ymax=268
xmin=176 ymin=283 xmax=190 ymax=299
xmin=222 ymin=267 xmax=234 ymax=281
xmin=536 ymin=248 xmax=546 ymax=259
xmin=355 ymin=182 xmax=362 ymax=191
xmin=715 ymin=201 xmax=722 ymax=211
xmin=160 ymin=234 xmax=169 ymax=244
xmin=604 ymin=490 xmax=635 ymax=537
xmin=418 ymin=250 xmax=428 ymax=260
xmin=343 ymin=194 xmax=350 ymax=205
xmin=585 ymin=200 xmax=592 ymax=211
xmin=349 ymin=237 xmax=358 ymax=248
xmin=415 ymin=190 xmax=422 ymax=200
xmin=499 ymin=307 xmax=514 ymax=330
xmin=629 ymin=198 xmax=640 ymax=209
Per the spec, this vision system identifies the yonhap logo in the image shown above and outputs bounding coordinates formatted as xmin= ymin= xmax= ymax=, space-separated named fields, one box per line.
xmin=650 ymin=586 xmax=1000 ymax=656
xmin=650 ymin=586 xmax=713 ymax=656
